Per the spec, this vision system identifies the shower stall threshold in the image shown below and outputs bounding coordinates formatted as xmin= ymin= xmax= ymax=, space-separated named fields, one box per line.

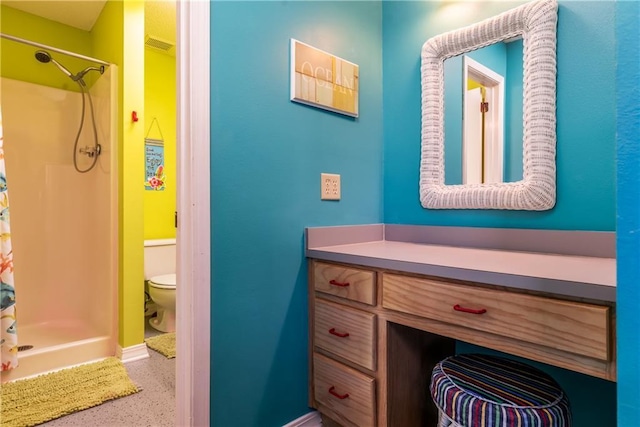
xmin=0 ymin=321 xmax=116 ymax=383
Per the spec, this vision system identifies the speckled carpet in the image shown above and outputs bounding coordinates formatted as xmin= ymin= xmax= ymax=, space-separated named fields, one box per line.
xmin=144 ymin=332 xmax=176 ymax=359
xmin=1 ymin=357 xmax=139 ymax=427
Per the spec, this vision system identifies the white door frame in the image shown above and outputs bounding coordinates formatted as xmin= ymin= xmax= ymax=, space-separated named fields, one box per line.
xmin=462 ymin=55 xmax=504 ymax=184
xmin=176 ymin=1 xmax=211 ymax=426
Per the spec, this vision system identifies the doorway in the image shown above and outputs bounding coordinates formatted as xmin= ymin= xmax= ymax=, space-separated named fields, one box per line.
xmin=462 ymin=55 xmax=505 ymax=184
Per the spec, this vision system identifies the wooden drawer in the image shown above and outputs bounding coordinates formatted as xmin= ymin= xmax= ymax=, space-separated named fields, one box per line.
xmin=313 ymin=262 xmax=376 ymax=305
xmin=382 ymin=273 xmax=610 ymax=361
xmin=314 ymin=353 xmax=376 ymax=427
xmin=315 ymin=299 xmax=376 ymax=371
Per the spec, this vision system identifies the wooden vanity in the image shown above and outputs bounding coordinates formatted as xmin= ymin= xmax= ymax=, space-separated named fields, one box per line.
xmin=306 ymin=225 xmax=616 ymax=427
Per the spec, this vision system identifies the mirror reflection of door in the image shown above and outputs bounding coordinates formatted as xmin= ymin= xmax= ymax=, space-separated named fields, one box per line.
xmin=443 ymin=39 xmax=523 ymax=186
xmin=463 ymin=56 xmax=504 ymax=184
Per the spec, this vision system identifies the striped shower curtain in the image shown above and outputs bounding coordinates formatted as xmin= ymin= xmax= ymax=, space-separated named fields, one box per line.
xmin=0 ymin=108 xmax=18 ymax=371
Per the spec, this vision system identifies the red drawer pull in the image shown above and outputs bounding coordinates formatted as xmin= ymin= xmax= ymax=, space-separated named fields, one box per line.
xmin=329 ymin=386 xmax=349 ymax=400
xmin=329 ymin=328 xmax=350 ymax=338
xmin=329 ymin=279 xmax=350 ymax=287
xmin=453 ymin=304 xmax=487 ymax=315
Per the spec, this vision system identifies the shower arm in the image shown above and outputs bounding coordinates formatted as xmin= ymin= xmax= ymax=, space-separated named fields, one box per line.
xmin=1 ymin=33 xmax=109 ymax=67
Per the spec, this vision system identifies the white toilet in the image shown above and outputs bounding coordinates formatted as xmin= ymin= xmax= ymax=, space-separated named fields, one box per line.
xmin=144 ymin=239 xmax=177 ymax=333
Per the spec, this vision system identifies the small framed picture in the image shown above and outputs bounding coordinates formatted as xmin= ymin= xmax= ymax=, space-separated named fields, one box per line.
xmin=290 ymin=39 xmax=359 ymax=118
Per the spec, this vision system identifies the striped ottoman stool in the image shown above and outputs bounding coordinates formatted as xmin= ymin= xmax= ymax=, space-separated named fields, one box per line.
xmin=430 ymin=354 xmax=571 ymax=427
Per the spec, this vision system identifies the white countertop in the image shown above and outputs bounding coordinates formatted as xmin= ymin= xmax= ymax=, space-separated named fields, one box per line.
xmin=307 ymin=237 xmax=616 ymax=302
xmin=310 ymin=240 xmax=615 ymax=286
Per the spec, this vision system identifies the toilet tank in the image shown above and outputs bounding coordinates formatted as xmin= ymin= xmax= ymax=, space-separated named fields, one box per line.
xmin=144 ymin=238 xmax=176 ymax=280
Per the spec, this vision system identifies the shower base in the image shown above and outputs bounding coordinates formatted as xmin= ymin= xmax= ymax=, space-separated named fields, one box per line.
xmin=0 ymin=320 xmax=115 ymax=383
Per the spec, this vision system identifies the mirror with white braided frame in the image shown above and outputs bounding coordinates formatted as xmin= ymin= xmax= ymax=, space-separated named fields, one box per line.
xmin=419 ymin=0 xmax=558 ymax=210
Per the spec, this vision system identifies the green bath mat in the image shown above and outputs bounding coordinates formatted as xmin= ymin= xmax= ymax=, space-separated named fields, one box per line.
xmin=1 ymin=357 xmax=139 ymax=427
xmin=145 ymin=332 xmax=176 ymax=359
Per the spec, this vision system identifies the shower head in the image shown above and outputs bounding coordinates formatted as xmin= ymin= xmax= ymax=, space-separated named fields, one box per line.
xmin=34 ymin=50 xmax=73 ymax=79
xmin=34 ymin=50 xmax=51 ymax=63
xmin=35 ymin=50 xmax=106 ymax=88
xmin=71 ymin=65 xmax=105 ymax=88
xmin=75 ymin=66 xmax=105 ymax=81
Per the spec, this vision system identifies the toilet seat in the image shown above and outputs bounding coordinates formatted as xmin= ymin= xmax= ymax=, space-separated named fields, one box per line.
xmin=149 ymin=273 xmax=176 ymax=289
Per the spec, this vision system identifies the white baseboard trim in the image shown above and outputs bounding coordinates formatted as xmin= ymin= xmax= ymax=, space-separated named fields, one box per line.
xmin=282 ymin=411 xmax=322 ymax=427
xmin=117 ymin=343 xmax=150 ymax=363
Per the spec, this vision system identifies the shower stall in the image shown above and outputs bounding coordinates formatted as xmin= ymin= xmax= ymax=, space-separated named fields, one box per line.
xmin=0 ymin=36 xmax=118 ymax=382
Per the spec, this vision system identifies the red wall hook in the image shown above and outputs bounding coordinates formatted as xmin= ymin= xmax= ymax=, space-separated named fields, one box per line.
xmin=132 ymin=111 xmax=139 ymax=122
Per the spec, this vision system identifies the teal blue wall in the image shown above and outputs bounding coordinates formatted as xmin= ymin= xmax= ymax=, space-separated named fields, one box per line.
xmin=505 ymin=39 xmax=524 ymax=182
xmin=210 ymin=2 xmax=383 ymax=425
xmin=209 ymin=1 xmax=632 ymax=425
xmin=443 ymin=54 xmax=464 ymax=185
xmin=382 ymin=1 xmax=617 ymax=425
xmin=383 ymin=1 xmax=616 ymax=231
xmin=616 ymin=1 xmax=640 ymax=425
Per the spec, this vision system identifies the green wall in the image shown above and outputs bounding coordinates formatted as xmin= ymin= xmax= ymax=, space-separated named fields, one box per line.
xmin=143 ymin=48 xmax=176 ymax=240
xmin=92 ymin=0 xmax=145 ymax=348
xmin=0 ymin=5 xmax=92 ymax=92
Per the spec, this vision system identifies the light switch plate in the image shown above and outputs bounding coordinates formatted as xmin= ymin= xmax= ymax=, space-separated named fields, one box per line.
xmin=321 ymin=173 xmax=341 ymax=200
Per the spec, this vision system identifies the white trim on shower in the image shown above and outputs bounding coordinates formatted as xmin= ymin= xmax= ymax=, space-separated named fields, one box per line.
xmin=0 ymin=33 xmax=111 ymax=66
xmin=176 ymin=1 xmax=211 ymax=426
xmin=107 ymin=64 xmax=120 ymax=380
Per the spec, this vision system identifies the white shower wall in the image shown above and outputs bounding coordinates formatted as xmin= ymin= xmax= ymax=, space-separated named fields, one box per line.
xmin=0 ymin=70 xmax=117 ymax=380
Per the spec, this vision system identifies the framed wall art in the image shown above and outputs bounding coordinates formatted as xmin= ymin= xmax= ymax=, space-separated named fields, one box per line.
xmin=290 ymin=39 xmax=359 ymax=118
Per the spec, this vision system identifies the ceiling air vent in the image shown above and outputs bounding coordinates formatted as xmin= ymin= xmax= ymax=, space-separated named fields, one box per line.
xmin=145 ymin=35 xmax=175 ymax=56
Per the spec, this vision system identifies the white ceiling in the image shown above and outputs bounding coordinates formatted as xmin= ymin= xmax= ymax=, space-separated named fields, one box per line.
xmin=145 ymin=1 xmax=176 ymax=45
xmin=3 ymin=0 xmax=176 ymax=44
xmin=3 ymin=0 xmax=108 ymax=31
